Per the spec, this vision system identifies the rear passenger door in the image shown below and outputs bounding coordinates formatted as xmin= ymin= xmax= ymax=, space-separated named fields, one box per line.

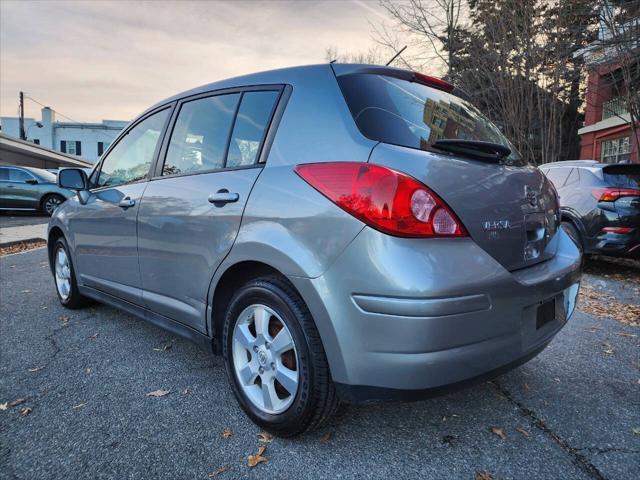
xmin=137 ymin=87 xmax=282 ymax=332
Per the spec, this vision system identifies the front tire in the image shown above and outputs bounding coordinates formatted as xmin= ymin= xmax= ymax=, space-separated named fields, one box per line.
xmin=51 ymin=237 xmax=89 ymax=309
xmin=222 ymin=276 xmax=338 ymax=437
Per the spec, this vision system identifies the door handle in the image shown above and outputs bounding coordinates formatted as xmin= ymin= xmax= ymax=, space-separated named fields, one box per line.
xmin=118 ymin=197 xmax=136 ymax=209
xmin=208 ymin=189 xmax=239 ymax=206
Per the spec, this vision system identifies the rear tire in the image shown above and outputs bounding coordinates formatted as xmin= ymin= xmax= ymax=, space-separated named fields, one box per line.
xmin=222 ymin=275 xmax=338 ymax=437
xmin=51 ymin=237 xmax=89 ymax=309
xmin=42 ymin=194 xmax=66 ymax=216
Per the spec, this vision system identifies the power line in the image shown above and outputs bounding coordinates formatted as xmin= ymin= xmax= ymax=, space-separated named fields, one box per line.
xmin=23 ymin=94 xmax=119 ymax=141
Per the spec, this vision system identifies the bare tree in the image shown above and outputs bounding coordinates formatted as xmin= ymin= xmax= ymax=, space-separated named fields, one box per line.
xmin=378 ymin=0 xmax=465 ymax=75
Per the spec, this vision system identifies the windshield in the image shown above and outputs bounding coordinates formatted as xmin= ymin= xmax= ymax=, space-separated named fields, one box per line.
xmin=337 ymin=73 xmax=524 ymax=165
xmin=31 ymin=168 xmax=57 ymax=183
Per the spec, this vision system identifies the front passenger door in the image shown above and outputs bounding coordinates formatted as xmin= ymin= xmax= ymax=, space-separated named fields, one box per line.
xmin=70 ymin=107 xmax=171 ymax=305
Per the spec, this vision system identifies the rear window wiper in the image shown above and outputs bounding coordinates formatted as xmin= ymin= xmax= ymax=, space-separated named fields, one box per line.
xmin=432 ymin=139 xmax=511 ymax=163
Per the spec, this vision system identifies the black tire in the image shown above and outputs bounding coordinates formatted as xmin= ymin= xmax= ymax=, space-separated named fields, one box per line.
xmin=51 ymin=237 xmax=89 ymax=309
xmin=561 ymin=221 xmax=583 ymax=253
xmin=41 ymin=194 xmax=66 ymax=216
xmin=222 ymin=275 xmax=338 ymax=437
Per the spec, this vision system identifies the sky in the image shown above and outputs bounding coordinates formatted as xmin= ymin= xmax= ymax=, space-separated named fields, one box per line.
xmin=0 ymin=0 xmax=391 ymax=123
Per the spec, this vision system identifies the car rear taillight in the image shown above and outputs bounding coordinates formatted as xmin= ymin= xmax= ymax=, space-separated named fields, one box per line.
xmin=591 ymin=187 xmax=640 ymax=202
xmin=295 ymin=162 xmax=467 ymax=238
xmin=602 ymin=226 xmax=634 ymax=234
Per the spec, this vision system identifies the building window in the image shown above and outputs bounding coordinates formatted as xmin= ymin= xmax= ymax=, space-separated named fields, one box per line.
xmin=33 ymin=139 xmax=40 ymax=145
xmin=601 ymin=137 xmax=630 ymax=164
xmin=61 ymin=140 xmax=82 ymax=156
xmin=97 ymin=141 xmax=110 ymax=156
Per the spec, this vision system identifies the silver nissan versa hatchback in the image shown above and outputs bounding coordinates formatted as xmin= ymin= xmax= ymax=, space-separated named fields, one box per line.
xmin=49 ymin=64 xmax=581 ymax=436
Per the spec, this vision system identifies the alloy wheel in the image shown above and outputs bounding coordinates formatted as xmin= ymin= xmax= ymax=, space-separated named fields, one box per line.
xmin=54 ymin=247 xmax=71 ymax=300
xmin=45 ymin=196 xmax=63 ymax=215
xmin=232 ymin=304 xmax=299 ymax=414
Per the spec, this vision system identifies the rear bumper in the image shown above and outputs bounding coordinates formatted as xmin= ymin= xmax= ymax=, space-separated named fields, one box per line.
xmin=585 ymin=228 xmax=640 ymax=258
xmin=289 ymin=227 xmax=582 ymax=398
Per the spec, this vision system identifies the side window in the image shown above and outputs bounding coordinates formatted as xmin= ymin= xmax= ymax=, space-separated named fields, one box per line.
xmin=9 ymin=169 xmax=34 ymax=182
xmin=226 ymin=91 xmax=279 ymax=167
xmin=163 ymin=94 xmax=240 ymax=176
xmin=564 ymin=168 xmax=579 ymax=187
xmin=0 ymin=168 xmax=8 ymax=181
xmin=545 ymin=167 xmax=570 ymax=188
xmin=97 ymin=108 xmax=169 ymax=188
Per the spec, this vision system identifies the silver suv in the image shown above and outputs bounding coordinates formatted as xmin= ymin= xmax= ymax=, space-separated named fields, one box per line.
xmin=50 ymin=64 xmax=581 ymax=436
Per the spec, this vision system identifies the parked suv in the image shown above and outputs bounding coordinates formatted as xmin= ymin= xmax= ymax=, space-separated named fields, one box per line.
xmin=541 ymin=160 xmax=640 ymax=258
xmin=0 ymin=165 xmax=74 ymax=215
xmin=49 ymin=64 xmax=581 ymax=436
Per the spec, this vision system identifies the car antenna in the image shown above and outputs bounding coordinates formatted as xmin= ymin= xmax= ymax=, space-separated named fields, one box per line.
xmin=385 ymin=45 xmax=407 ymax=66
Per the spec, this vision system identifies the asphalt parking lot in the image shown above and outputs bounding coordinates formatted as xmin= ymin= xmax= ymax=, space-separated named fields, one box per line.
xmin=1 ymin=248 xmax=638 ymax=480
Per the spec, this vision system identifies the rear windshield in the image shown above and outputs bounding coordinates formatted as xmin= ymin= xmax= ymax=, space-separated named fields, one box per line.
xmin=337 ymin=73 xmax=524 ymax=165
xmin=603 ymin=165 xmax=640 ymax=189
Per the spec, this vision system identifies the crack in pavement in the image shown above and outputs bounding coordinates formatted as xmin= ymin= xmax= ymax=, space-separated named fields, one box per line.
xmin=491 ymin=380 xmax=607 ymax=480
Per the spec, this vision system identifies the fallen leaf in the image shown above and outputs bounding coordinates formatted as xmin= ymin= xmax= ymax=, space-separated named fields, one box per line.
xmin=490 ymin=426 xmax=507 ymax=440
xmin=88 ymin=333 xmax=99 ymax=339
xmin=59 ymin=315 xmax=69 ymax=323
xmin=28 ymin=366 xmax=45 ymax=373
xmin=523 ymin=382 xmax=530 ymax=391
xmin=222 ymin=428 xmax=233 ymax=438
xmin=8 ymin=398 xmax=26 ymax=408
xmin=554 ymin=377 xmax=561 ymax=383
xmin=475 ymin=471 xmax=493 ymax=480
xmin=615 ymin=332 xmax=637 ymax=338
xmin=41 ymin=306 xmax=48 ymax=310
xmin=72 ymin=402 xmax=87 ymax=409
xmin=320 ymin=432 xmax=332 ymax=443
xmin=85 ymin=368 xmax=91 ymax=374
xmin=247 ymin=445 xmax=267 ymax=468
xmin=153 ymin=343 xmax=173 ymax=352
xmin=602 ymin=341 xmax=614 ymax=355
xmin=183 ymin=388 xmax=189 ymax=395
xmin=633 ymin=427 xmax=640 ymax=435
xmin=0 ymin=403 xmax=7 ymax=411
xmin=208 ymin=466 xmax=229 ymax=477
xmin=146 ymin=389 xmax=171 ymax=397
xmin=257 ymin=431 xmax=273 ymax=443
xmin=20 ymin=407 xmax=32 ymax=416
xmin=516 ymin=427 xmax=529 ymax=437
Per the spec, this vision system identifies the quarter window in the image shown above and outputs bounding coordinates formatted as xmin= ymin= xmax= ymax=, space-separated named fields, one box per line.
xmin=0 ymin=168 xmax=8 ymax=180
xmin=227 ymin=91 xmax=279 ymax=167
xmin=97 ymin=108 xmax=169 ymax=188
xmin=163 ymin=94 xmax=240 ymax=176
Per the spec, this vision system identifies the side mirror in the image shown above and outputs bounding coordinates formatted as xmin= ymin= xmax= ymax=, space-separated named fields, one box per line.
xmin=58 ymin=168 xmax=88 ymax=191
xmin=25 ymin=178 xmax=38 ymax=185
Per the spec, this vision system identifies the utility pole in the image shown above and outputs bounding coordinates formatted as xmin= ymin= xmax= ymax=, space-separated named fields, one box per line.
xmin=19 ymin=91 xmax=26 ymax=140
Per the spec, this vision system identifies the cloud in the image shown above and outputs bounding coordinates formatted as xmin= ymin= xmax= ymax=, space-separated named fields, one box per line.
xmin=0 ymin=0 xmax=388 ymax=122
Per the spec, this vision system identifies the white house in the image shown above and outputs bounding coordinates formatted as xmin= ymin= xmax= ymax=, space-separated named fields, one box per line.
xmin=0 ymin=107 xmax=128 ymax=163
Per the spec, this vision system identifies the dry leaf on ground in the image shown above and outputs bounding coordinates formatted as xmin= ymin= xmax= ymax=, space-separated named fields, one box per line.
xmin=578 ymin=285 xmax=640 ymax=326
xmin=208 ymin=466 xmax=229 ymax=477
xmin=28 ymin=366 xmax=44 ymax=373
xmin=320 ymin=432 xmax=332 ymax=443
xmin=6 ymin=398 xmax=26 ymax=408
xmin=72 ymin=402 xmax=87 ymax=409
xmin=490 ymin=426 xmax=507 ymax=440
xmin=153 ymin=344 xmax=173 ymax=352
xmin=146 ymin=389 xmax=171 ymax=397
xmin=247 ymin=445 xmax=268 ymax=467
xmin=516 ymin=427 xmax=529 ymax=437
xmin=222 ymin=428 xmax=233 ymax=438
xmin=88 ymin=333 xmax=99 ymax=339
xmin=615 ymin=332 xmax=637 ymax=338
xmin=475 ymin=471 xmax=493 ymax=480
xmin=20 ymin=407 xmax=33 ymax=416
xmin=257 ymin=431 xmax=273 ymax=443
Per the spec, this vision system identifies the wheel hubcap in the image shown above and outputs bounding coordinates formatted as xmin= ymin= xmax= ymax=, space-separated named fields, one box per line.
xmin=54 ymin=247 xmax=71 ymax=300
xmin=232 ymin=304 xmax=299 ymax=414
xmin=45 ymin=197 xmax=62 ymax=214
